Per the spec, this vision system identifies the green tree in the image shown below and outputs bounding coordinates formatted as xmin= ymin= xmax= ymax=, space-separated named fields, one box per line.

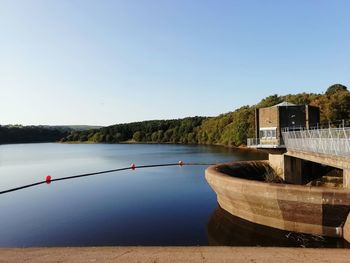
xmin=325 ymin=84 xmax=348 ymax=96
xmin=257 ymin=94 xmax=283 ymax=108
xmin=132 ymin=131 xmax=144 ymax=142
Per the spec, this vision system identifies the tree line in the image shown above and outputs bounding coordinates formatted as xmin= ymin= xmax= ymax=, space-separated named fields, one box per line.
xmin=60 ymin=117 xmax=206 ymax=144
xmin=0 ymin=125 xmax=67 ymax=144
xmin=62 ymin=84 xmax=350 ymax=146
xmin=194 ymin=83 xmax=350 ymax=146
xmin=3 ymin=84 xmax=349 ymax=146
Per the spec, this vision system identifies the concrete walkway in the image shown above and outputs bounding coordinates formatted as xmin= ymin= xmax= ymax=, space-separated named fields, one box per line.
xmin=1 ymin=247 xmax=350 ymax=263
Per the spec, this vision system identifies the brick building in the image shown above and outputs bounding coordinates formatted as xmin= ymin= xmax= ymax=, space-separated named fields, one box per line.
xmin=249 ymin=102 xmax=320 ymax=148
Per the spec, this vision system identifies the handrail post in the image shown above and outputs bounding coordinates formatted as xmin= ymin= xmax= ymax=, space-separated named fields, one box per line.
xmin=344 ymin=128 xmax=347 ymax=156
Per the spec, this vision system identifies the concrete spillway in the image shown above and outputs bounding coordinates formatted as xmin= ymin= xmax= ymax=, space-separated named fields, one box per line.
xmin=205 ymin=161 xmax=350 ymax=240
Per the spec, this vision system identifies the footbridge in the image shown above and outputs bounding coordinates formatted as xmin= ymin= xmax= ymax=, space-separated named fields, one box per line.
xmin=269 ymin=126 xmax=350 ymax=188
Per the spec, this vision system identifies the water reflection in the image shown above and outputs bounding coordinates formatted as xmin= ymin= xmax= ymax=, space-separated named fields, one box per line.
xmin=207 ymin=205 xmax=350 ymax=248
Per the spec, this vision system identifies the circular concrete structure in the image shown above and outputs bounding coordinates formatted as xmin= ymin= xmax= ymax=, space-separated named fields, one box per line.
xmin=205 ymin=161 xmax=350 ymax=238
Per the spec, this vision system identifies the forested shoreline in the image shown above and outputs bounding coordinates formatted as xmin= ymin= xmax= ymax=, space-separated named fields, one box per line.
xmin=0 ymin=125 xmax=67 ymax=144
xmin=62 ymin=84 xmax=350 ymax=146
xmin=2 ymin=84 xmax=349 ymax=146
xmin=0 ymin=125 xmax=101 ymax=144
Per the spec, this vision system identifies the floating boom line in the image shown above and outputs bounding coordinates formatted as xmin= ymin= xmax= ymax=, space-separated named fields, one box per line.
xmin=0 ymin=162 xmax=215 ymax=195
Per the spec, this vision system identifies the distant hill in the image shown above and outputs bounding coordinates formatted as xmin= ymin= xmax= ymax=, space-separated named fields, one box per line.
xmin=39 ymin=125 xmax=104 ymax=132
xmin=0 ymin=125 xmax=103 ymax=144
xmin=63 ymin=84 xmax=350 ymax=146
xmin=60 ymin=117 xmax=206 ymax=144
xmin=0 ymin=125 xmax=67 ymax=144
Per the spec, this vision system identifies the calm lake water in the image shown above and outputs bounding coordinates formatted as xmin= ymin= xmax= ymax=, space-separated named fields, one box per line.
xmin=0 ymin=143 xmax=348 ymax=247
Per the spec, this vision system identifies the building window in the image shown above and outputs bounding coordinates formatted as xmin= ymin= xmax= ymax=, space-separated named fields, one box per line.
xmin=260 ymin=128 xmax=277 ymax=139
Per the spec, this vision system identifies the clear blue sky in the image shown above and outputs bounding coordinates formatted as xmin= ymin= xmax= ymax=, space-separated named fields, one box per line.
xmin=1 ymin=0 xmax=349 ymax=126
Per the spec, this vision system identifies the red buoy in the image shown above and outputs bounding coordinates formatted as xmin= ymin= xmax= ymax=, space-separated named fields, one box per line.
xmin=131 ymin=163 xmax=136 ymax=170
xmin=45 ymin=175 xmax=52 ymax=184
xmin=178 ymin=160 xmax=184 ymax=166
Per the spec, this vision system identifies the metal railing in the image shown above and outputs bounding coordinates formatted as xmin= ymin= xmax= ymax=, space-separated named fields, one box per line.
xmin=282 ymin=127 xmax=350 ymax=157
xmin=247 ymin=138 xmax=260 ymax=147
xmin=247 ymin=137 xmax=282 ymax=148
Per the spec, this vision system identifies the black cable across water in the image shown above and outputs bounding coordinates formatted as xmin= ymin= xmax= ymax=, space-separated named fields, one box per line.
xmin=0 ymin=162 xmax=215 ymax=195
